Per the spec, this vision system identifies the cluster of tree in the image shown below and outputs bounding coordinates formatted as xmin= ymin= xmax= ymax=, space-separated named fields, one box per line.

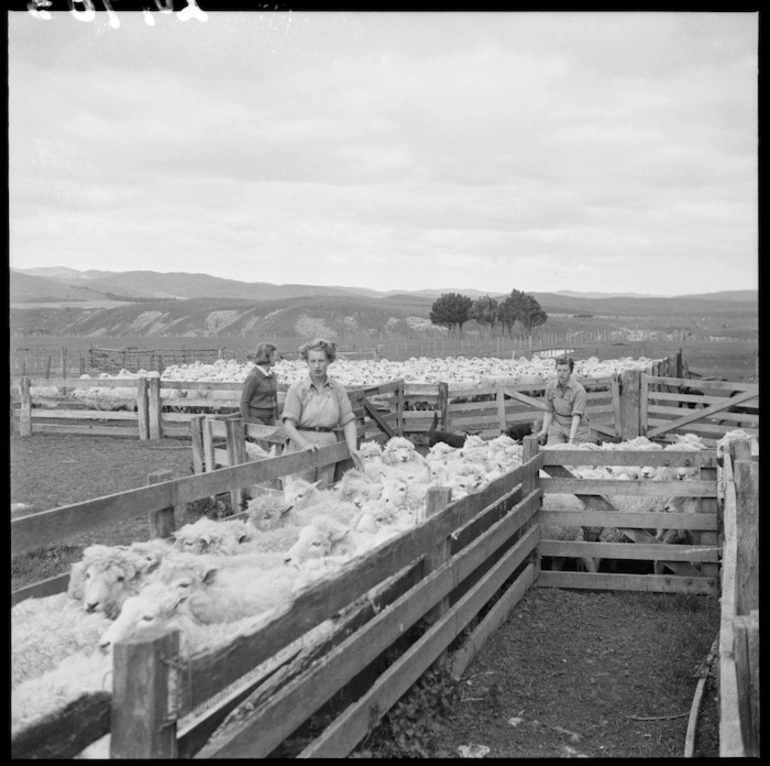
xmin=429 ymin=289 xmax=547 ymax=338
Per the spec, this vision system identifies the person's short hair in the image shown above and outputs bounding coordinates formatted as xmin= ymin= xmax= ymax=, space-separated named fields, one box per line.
xmin=254 ymin=342 xmax=277 ymax=365
xmin=299 ymin=338 xmax=337 ymax=363
xmin=555 ymin=355 xmax=574 ymax=372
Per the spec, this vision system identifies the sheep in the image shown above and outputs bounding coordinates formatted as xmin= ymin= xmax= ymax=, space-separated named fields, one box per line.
xmin=170 ymin=516 xmax=259 ymax=556
xmin=357 ymin=440 xmax=387 ymax=480
xmin=427 ymin=411 xmax=466 ymax=449
xmin=245 ymin=487 xmax=290 ymax=530
xmin=12 ymin=649 xmax=114 ymax=738
xmin=283 ymin=514 xmax=392 ymax=568
xmin=11 ymin=592 xmax=112 ymax=689
xmin=99 ymin=563 xmax=301 ymax=649
xmin=278 ymin=474 xmax=363 ymax=527
xmin=67 ymin=542 xmax=168 ymax=619
xmin=331 ymin=467 xmax=384 ymax=508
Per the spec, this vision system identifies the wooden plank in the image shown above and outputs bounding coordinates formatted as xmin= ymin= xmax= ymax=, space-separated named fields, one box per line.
xmin=11 ymin=572 xmax=70 ymax=606
xmin=620 ymin=369 xmax=641 ymax=439
xmin=203 ymin=417 xmax=216 ymax=474
xmin=30 ymin=409 xmax=139 ymax=420
xmin=226 ymin=417 xmax=246 ymax=511
xmin=423 ymin=487 xmax=453 ymax=623
xmin=499 ymin=387 xmax=549 ymax=411
xmin=538 ymin=540 xmax=720 ymax=562
xmin=110 ymin=627 xmax=179 ymax=758
xmin=147 ymin=375 xmax=162 ymax=440
xmin=438 ymin=381 xmax=449 ymax=430
xmin=137 ymin=377 xmax=149 ymax=440
xmin=647 ymin=389 xmax=757 ymax=439
xmin=147 ymin=469 xmax=175 ymax=539
xmin=647 ymin=376 xmax=758 ymax=394
xmin=734 ymin=460 xmax=759 ymax=615
xmin=28 ymin=423 xmax=138 ymax=438
xmin=640 ymin=371 xmax=649 ymax=436
xmin=19 ymin=376 xmax=32 ymax=436
xmin=540 ymin=477 xmax=717 ymax=497
xmin=362 ymin=398 xmax=394 ymax=437
xmin=196 ymin=497 xmax=541 ymax=758
xmin=298 ymin=524 xmax=541 ymax=757
xmin=540 ymin=448 xmax=718 ymax=468
xmin=537 ymin=509 xmax=717 ymax=531
xmin=536 ymin=570 xmax=717 ymax=594
xmin=190 ymin=415 xmax=205 ymax=474
xmin=732 ymin=615 xmax=759 ymax=756
xmin=495 ymin=382 xmax=507 ymax=432
xmin=448 ymin=563 xmax=535 ymax=681
xmin=181 ymin=465 xmax=541 ymax=714
xmin=610 ymin=374 xmax=622 ymax=438
xmin=10 ymin=692 xmax=111 ymax=759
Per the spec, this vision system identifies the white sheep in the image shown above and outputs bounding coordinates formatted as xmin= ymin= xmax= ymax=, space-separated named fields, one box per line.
xmin=99 ymin=562 xmax=301 ymax=649
xmin=171 ymin=516 xmax=259 ymax=556
xmin=245 ymin=487 xmax=290 ymax=530
xmin=331 ymin=467 xmax=384 ymax=508
xmin=283 ymin=514 xmax=392 ymax=568
xmin=11 ymin=592 xmax=112 ymax=689
xmin=67 ymin=541 xmax=169 ymax=619
xmin=381 ymin=436 xmax=431 ymax=482
xmin=277 ymin=475 xmax=363 ymax=527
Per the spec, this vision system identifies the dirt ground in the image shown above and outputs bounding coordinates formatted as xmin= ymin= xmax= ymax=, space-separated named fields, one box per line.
xmin=425 ymin=587 xmax=721 ymax=759
xmin=10 ymin=433 xmax=722 ymax=757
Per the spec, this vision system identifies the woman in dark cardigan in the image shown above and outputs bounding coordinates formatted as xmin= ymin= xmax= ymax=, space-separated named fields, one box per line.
xmin=239 ymin=342 xmax=279 ymax=426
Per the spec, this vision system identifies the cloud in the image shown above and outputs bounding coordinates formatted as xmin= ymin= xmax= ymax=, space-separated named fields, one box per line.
xmin=8 ymin=11 xmax=757 ymax=296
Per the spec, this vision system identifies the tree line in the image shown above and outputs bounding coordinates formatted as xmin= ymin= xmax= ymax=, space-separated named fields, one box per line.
xmin=429 ymin=289 xmax=548 ymax=338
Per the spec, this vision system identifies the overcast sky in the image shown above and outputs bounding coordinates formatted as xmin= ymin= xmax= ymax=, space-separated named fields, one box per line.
xmin=8 ymin=10 xmax=758 ymax=296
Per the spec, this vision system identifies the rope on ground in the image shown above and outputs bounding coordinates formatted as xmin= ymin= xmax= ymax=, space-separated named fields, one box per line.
xmin=683 ymin=633 xmax=721 ymax=757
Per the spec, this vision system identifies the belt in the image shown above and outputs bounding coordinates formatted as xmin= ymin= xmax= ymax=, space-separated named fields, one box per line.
xmin=299 ymin=426 xmax=336 ymax=433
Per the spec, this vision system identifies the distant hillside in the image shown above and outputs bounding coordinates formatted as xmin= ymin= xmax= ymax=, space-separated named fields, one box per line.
xmin=9 ymin=271 xmax=119 ymax=303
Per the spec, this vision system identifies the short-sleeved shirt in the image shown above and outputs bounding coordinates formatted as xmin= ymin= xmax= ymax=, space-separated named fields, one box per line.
xmin=240 ymin=365 xmax=278 ymax=423
xmin=544 ymin=377 xmax=589 ymax=427
xmin=281 ymin=375 xmax=355 ymax=431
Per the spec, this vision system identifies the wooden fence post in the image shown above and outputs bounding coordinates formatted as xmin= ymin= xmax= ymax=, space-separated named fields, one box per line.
xmin=147 ymin=469 xmax=176 ymax=539
xmin=110 ymin=627 xmax=180 ymax=759
xmin=521 ymin=435 xmax=540 ymax=575
xmin=619 ymin=369 xmax=641 ymax=440
xmin=136 ymin=377 xmax=149 ymax=441
xmin=61 ymin=347 xmax=68 ymax=379
xmin=148 ymin=376 xmax=162 ymax=440
xmin=437 ymin=382 xmax=449 ymax=430
xmin=396 ymin=380 xmax=404 ymax=436
xmin=190 ymin=415 xmax=205 ymax=474
xmin=495 ymin=382 xmax=507 ymax=433
xmin=639 ymin=372 xmax=649 ymax=436
xmin=732 ymin=611 xmax=759 ymax=756
xmin=226 ymin=416 xmax=247 ymax=511
xmin=422 ymin=487 xmax=453 ymax=625
xmin=78 ymin=351 xmax=85 ymax=376
xmin=734 ymin=459 xmax=758 ymax=615
xmin=19 ymin=376 xmax=32 ymax=437
xmin=44 ymin=354 xmax=51 ymax=379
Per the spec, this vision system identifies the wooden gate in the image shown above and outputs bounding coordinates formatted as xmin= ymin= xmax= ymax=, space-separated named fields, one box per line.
xmin=642 ymin=375 xmax=758 ymax=441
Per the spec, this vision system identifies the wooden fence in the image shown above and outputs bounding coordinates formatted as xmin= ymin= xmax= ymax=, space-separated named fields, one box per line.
xmin=11 ymin=431 xmax=759 ymax=757
xmin=11 ymin=438 xmax=543 ymax=758
xmin=718 ymin=437 xmax=759 ymax=757
xmin=534 ymin=443 xmax=720 ymax=593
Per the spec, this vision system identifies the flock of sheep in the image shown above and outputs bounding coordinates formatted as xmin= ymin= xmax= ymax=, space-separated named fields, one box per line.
xmin=26 ymin=353 xmax=660 ymax=412
xmin=12 ymin=404 xmax=752 ymax=755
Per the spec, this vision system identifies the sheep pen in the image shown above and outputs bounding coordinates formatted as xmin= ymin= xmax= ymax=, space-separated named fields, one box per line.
xmin=11 ymin=424 xmax=740 ymax=759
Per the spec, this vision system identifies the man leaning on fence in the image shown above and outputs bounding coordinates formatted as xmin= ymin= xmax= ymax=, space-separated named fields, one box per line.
xmin=536 ymin=355 xmax=597 ymax=445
